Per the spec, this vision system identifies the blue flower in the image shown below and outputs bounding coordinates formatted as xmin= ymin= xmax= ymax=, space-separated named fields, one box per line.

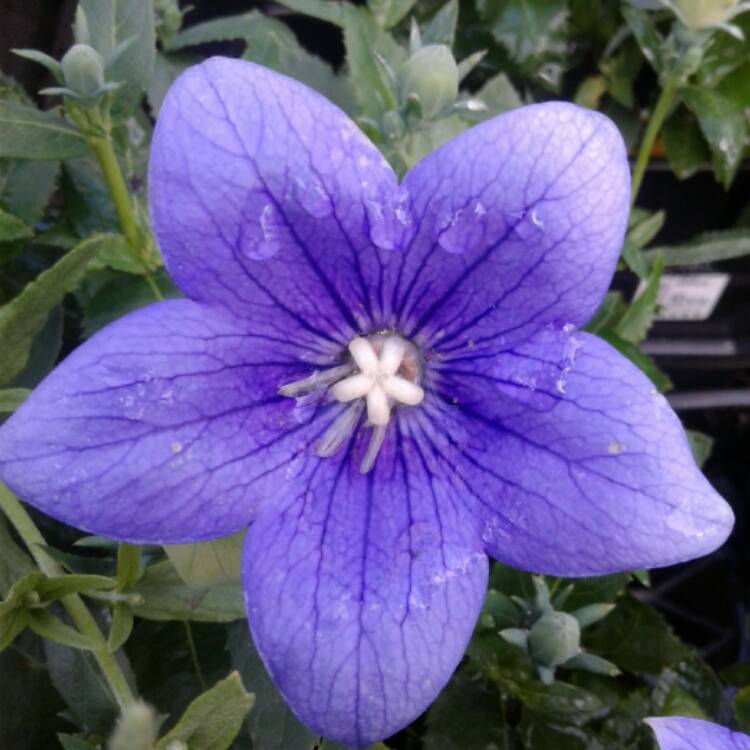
xmin=0 ymin=57 xmax=733 ymax=747
xmin=647 ymin=716 xmax=750 ymax=749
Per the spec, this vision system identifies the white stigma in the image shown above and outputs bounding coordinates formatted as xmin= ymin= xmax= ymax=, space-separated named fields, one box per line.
xmin=331 ymin=337 xmax=424 ymax=426
xmin=278 ymin=333 xmax=425 ymax=473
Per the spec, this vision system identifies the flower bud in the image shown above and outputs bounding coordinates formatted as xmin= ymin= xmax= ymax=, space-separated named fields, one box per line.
xmin=670 ymin=0 xmax=749 ymax=29
xmin=527 ymin=611 xmax=581 ymax=668
xmin=108 ymin=701 xmax=160 ymax=750
xmin=61 ymin=44 xmax=106 ymax=99
xmin=398 ymin=45 xmax=459 ymax=120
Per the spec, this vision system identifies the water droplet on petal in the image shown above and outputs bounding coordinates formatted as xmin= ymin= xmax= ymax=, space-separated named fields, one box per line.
xmin=365 ymin=186 xmax=413 ymax=250
xmin=608 ymin=440 xmax=623 ymax=455
xmin=437 ymin=199 xmax=487 ymax=254
xmin=294 ymin=176 xmax=332 ymax=218
xmin=240 ymin=203 xmax=283 ymax=261
xmin=511 ymin=206 xmax=547 ymax=240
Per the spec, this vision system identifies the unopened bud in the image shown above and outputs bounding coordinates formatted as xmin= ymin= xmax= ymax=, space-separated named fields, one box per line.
xmin=527 ymin=611 xmax=581 ymax=668
xmin=670 ymin=0 xmax=750 ymax=29
xmin=61 ymin=44 xmax=106 ymax=99
xmin=398 ymin=44 xmax=459 ymax=120
xmin=108 ymin=701 xmax=160 ymax=750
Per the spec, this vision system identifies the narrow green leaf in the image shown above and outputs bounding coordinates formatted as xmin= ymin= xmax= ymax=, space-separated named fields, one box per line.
xmin=614 ymin=256 xmax=664 ymax=344
xmin=79 ymin=0 xmax=156 ymax=90
xmin=422 ymin=0 xmax=459 ymax=47
xmin=0 ymin=101 xmax=87 ymax=160
xmin=130 ymin=561 xmax=245 ymax=622
xmin=0 ymin=206 xmax=31 ymax=242
xmin=274 ymin=0 xmax=346 ymax=26
xmin=622 ymin=5 xmax=663 ymax=73
xmin=680 ymin=86 xmax=747 ymax=189
xmin=0 ymin=159 xmax=59 ymax=225
xmin=155 ymin=672 xmax=255 ymax=750
xmin=646 ymin=229 xmax=750 ymax=267
xmin=0 ymin=234 xmax=112 ymax=385
xmin=0 ymin=388 xmax=29 ymax=413
xmin=620 ymin=239 xmax=651 ymax=279
xmin=662 ymin=106 xmax=711 ymax=180
xmin=58 ymin=735 xmax=98 ymax=750
xmin=597 ymin=329 xmax=673 ymax=392
xmin=628 ymin=209 xmax=665 ymax=249
xmin=37 ymin=574 xmax=118 ymax=602
xmin=368 ymin=0 xmax=417 ymax=29
xmin=342 ymin=6 xmax=405 ymax=123
xmin=107 ymin=602 xmax=134 ymax=652
xmin=0 ymin=607 xmax=28 ymax=651
xmin=26 ymin=610 xmax=101 ymax=650
xmin=0 ymin=516 xmax=35 ymax=597
xmin=165 ymin=531 xmax=244 ymax=588
xmin=685 ymin=429 xmax=714 ymax=468
xmin=116 ymin=543 xmax=142 ymax=591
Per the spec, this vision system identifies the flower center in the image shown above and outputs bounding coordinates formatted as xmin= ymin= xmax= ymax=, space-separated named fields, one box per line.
xmin=279 ymin=333 xmax=425 ymax=473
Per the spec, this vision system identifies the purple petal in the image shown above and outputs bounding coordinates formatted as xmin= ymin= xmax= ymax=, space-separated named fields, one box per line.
xmin=242 ymin=436 xmax=488 ymax=748
xmin=394 ymin=102 xmax=630 ymax=351
xmin=429 ymin=327 xmax=733 ymax=575
xmin=646 ymin=717 xmax=750 ymax=750
xmin=149 ymin=56 xmax=407 ymax=343
xmin=0 ymin=300 xmax=334 ymax=543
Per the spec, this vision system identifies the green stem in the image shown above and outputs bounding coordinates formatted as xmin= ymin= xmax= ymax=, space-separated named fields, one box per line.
xmin=86 ymin=108 xmax=162 ymax=300
xmin=183 ymin=621 xmax=207 ymax=691
xmin=630 ymin=78 xmax=678 ymax=207
xmin=0 ymin=484 xmax=136 ymax=709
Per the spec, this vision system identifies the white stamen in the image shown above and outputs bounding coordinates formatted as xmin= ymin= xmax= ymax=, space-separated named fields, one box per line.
xmin=360 ymin=424 xmax=387 ymax=473
xmin=379 ymin=337 xmax=407 ymax=375
xmin=279 ymin=363 xmax=354 ymax=397
xmin=382 ymin=375 xmax=424 ymax=405
xmin=349 ymin=337 xmax=379 ymax=373
xmin=367 ymin=385 xmax=390 ymax=426
xmin=331 ymin=373 xmax=373 ymax=402
xmin=316 ymin=400 xmax=365 ymax=457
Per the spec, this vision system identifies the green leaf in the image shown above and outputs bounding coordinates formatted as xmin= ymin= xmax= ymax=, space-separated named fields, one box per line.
xmin=88 ymin=232 xmax=148 ymax=274
xmin=130 ymin=560 xmax=245 ymax=622
xmin=342 ymin=6 xmax=405 ymax=123
xmin=646 ymin=229 xmax=750 ymax=267
xmin=628 ymin=209 xmax=665 ymax=249
xmin=597 ymin=329 xmax=673 ymax=392
xmin=227 ymin=621 xmax=318 ymax=750
xmin=155 ymin=672 xmax=254 ymax=750
xmin=0 ymin=387 xmax=29 ymax=413
xmin=0 ymin=101 xmax=87 ymax=160
xmin=0 ymin=159 xmax=59 ymax=226
xmin=620 ymin=239 xmax=651 ymax=279
xmin=146 ymin=51 xmax=196 ymax=116
xmin=107 ymin=602 xmax=134 ymax=652
xmin=600 ymin=38 xmax=642 ymax=109
xmin=563 ymin=574 xmax=630 ymax=611
xmin=424 ymin=669 xmax=509 ymax=750
xmin=586 ymin=594 xmax=688 ymax=675
xmin=116 ymin=543 xmax=142 ymax=591
xmin=0 ymin=234 xmax=111 ymax=385
xmin=622 ymin=5 xmax=663 ymax=73
xmin=79 ymin=0 xmax=156 ymax=91
xmin=685 ymin=429 xmax=713 ymax=467
xmin=0 ymin=206 xmax=31 ymax=242
xmin=736 ymin=686 xmax=750 ymax=733
xmin=0 ymin=517 xmax=34 ymax=598
xmin=662 ymin=106 xmax=711 ymax=180
xmin=58 ymin=735 xmax=99 ymax=750
xmin=0 ymin=607 xmax=28 ymax=651
xmin=37 ymin=573 xmax=117 ymax=602
xmin=422 ymin=0 xmax=459 ymax=47
xmin=472 ymin=73 xmax=523 ymax=118
xmin=165 ymin=531 xmax=245 ymax=588
xmin=26 ymin=610 xmax=101 ymax=650
xmin=274 ymin=0 xmax=347 ymax=26
xmin=585 ymin=291 xmax=628 ymax=334
xmin=614 ymin=256 xmax=664 ymax=344
xmin=680 ymin=86 xmax=747 ymax=189
xmin=720 ymin=661 xmax=750 ymax=687
xmin=369 ymin=0 xmax=417 ymax=29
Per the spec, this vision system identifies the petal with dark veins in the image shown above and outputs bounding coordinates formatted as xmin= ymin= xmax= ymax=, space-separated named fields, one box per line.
xmin=425 ymin=328 xmax=734 ymax=575
xmin=0 ymin=300 xmax=338 ymax=543
xmin=394 ymin=102 xmax=630 ymax=350
xmin=243 ymin=429 xmax=488 ymax=748
xmin=149 ymin=56 xmax=408 ymax=344
xmin=646 ymin=717 xmax=750 ymax=750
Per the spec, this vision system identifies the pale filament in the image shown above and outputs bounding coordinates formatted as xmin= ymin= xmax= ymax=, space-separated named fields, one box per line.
xmin=278 ymin=334 xmax=424 ymax=473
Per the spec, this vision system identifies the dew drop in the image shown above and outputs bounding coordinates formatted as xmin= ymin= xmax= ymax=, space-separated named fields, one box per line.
xmin=365 ymin=187 xmax=412 ymax=250
xmin=437 ymin=199 xmax=487 ymax=254
xmin=293 ymin=176 xmax=332 ymax=218
xmin=608 ymin=440 xmax=623 ymax=455
xmin=171 ymin=441 xmax=183 ymax=454
xmin=240 ymin=203 xmax=283 ymax=261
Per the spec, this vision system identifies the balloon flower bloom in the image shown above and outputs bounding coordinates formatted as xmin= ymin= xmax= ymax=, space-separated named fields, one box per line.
xmin=0 ymin=58 xmax=733 ymax=748
xmin=647 ymin=717 xmax=750 ymax=750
